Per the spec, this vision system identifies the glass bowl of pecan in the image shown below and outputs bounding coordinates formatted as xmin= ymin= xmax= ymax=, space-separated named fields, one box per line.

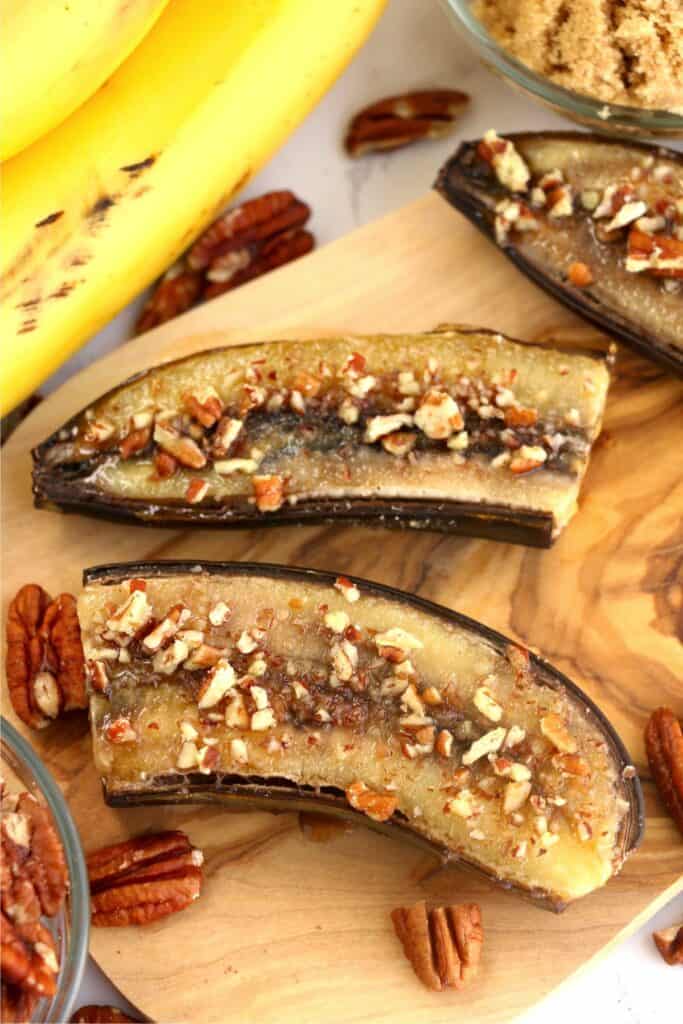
xmin=1 ymin=717 xmax=89 ymax=1022
xmin=442 ymin=0 xmax=683 ymax=138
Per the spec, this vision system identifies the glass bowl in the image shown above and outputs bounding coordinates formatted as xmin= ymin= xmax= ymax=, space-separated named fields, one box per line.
xmin=442 ymin=0 xmax=683 ymax=138
xmin=1 ymin=717 xmax=89 ymax=1022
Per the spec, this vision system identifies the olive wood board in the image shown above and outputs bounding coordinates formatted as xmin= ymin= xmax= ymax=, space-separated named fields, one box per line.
xmin=2 ymin=192 xmax=682 ymax=1024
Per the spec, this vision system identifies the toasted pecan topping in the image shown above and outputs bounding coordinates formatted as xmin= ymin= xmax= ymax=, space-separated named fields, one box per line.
xmin=345 ymin=781 xmax=398 ymax=822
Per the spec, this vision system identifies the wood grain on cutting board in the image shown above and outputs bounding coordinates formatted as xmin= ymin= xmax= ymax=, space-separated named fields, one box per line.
xmin=2 ymin=194 xmax=682 ymax=1024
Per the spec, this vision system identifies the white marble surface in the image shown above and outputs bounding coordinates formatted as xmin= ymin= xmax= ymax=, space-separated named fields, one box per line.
xmin=44 ymin=0 xmax=681 ymax=1019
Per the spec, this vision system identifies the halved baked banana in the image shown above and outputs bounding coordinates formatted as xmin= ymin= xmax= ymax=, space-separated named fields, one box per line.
xmin=33 ymin=328 xmax=610 ymax=546
xmin=79 ymin=562 xmax=643 ymax=909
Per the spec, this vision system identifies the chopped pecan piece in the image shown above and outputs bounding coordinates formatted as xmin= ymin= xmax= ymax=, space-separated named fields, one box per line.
xmin=345 ymin=781 xmax=397 ymax=822
xmin=71 ymin=1007 xmax=140 ymax=1023
xmin=252 ymin=474 xmax=285 ymax=512
xmin=567 ymin=261 xmax=594 ymax=288
xmin=627 ymin=228 xmax=683 ymax=279
xmin=119 ymin=426 xmax=151 ymax=459
xmin=653 ymin=924 xmax=683 ymax=965
xmin=345 ymin=90 xmax=469 ymax=157
xmin=391 ymin=901 xmax=483 ymax=991
xmin=645 ymin=707 xmax=683 ymax=835
xmin=87 ymin=829 xmax=203 ymax=926
xmin=6 ymin=584 xmax=86 ymax=729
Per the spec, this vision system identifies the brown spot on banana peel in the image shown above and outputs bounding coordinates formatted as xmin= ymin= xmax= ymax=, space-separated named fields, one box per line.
xmin=34 ymin=211 xmax=64 ymax=228
xmin=89 ymin=196 xmax=116 ymax=220
xmin=120 ymin=155 xmax=157 ymax=177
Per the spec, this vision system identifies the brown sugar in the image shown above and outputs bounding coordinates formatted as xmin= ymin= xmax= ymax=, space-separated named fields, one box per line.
xmin=473 ymin=0 xmax=683 ymax=112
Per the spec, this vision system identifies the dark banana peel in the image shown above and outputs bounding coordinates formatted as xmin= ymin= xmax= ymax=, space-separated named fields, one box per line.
xmin=32 ymin=329 xmax=610 ymax=547
xmin=79 ymin=561 xmax=644 ymax=911
xmin=436 ymin=132 xmax=683 ymax=376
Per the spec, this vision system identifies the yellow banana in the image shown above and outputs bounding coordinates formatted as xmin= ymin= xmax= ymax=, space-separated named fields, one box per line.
xmin=1 ymin=0 xmax=171 ymax=160
xmin=0 ymin=0 xmax=386 ymax=415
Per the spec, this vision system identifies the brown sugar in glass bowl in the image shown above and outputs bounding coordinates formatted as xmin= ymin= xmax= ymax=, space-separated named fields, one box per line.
xmin=442 ymin=0 xmax=683 ymax=137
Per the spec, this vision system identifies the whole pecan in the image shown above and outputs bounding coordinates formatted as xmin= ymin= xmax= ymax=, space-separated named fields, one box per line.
xmin=71 ymin=1006 xmax=141 ymax=1023
xmin=653 ymin=924 xmax=683 ymax=965
xmin=645 ymin=707 xmax=683 ymax=835
xmin=391 ymin=900 xmax=483 ymax=992
xmin=135 ymin=191 xmax=314 ymax=333
xmin=345 ymin=89 xmax=469 ymax=157
xmin=87 ymin=830 xmax=203 ymax=927
xmin=6 ymin=584 xmax=87 ymax=729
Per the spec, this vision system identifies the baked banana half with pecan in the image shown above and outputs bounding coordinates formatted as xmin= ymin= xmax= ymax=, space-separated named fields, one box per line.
xmin=436 ymin=132 xmax=683 ymax=376
xmin=33 ymin=329 xmax=610 ymax=546
xmin=79 ymin=562 xmax=643 ymax=910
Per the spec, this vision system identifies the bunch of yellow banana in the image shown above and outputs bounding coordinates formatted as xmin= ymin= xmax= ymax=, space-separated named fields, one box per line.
xmin=0 ymin=0 xmax=387 ymax=415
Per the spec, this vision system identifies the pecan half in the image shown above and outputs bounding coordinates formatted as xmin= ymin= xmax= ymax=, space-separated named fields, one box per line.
xmin=71 ymin=1006 xmax=141 ymax=1023
xmin=653 ymin=924 xmax=683 ymax=965
xmin=203 ymin=226 xmax=314 ymax=300
xmin=16 ymin=792 xmax=69 ymax=917
xmin=345 ymin=89 xmax=469 ymax=157
xmin=87 ymin=830 xmax=203 ymax=926
xmin=6 ymin=584 xmax=87 ymax=729
xmin=645 ymin=707 xmax=683 ymax=835
xmin=135 ymin=191 xmax=314 ymax=332
xmin=136 ymin=264 xmax=202 ymax=334
xmin=391 ymin=901 xmax=483 ymax=992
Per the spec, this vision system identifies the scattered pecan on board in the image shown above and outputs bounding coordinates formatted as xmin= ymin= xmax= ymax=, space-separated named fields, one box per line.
xmin=345 ymin=89 xmax=469 ymax=157
xmin=6 ymin=583 xmax=87 ymax=729
xmin=71 ymin=1006 xmax=142 ymax=1023
xmin=0 ymin=782 xmax=68 ymax=1020
xmin=645 ymin=707 xmax=683 ymax=836
xmin=136 ymin=190 xmax=314 ymax=333
xmin=653 ymin=924 xmax=683 ymax=965
xmin=87 ymin=830 xmax=203 ymax=926
xmin=391 ymin=900 xmax=483 ymax=992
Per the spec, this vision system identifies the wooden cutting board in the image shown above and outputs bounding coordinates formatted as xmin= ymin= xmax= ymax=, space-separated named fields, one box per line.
xmin=3 ymin=193 xmax=682 ymax=1024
